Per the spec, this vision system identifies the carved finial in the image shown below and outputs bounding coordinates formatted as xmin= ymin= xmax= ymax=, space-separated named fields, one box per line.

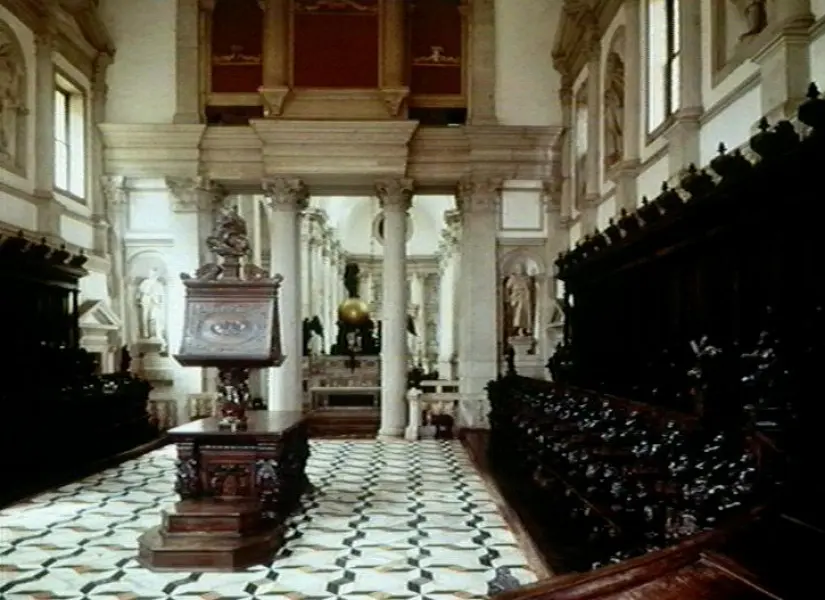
xmin=718 ymin=142 xmax=727 ymax=155
xmin=758 ymin=117 xmax=770 ymax=132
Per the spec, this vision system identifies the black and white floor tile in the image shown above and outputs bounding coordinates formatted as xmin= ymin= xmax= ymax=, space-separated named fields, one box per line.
xmin=0 ymin=440 xmax=538 ymax=600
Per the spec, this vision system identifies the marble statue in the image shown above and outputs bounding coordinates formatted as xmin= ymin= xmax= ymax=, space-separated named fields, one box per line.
xmin=136 ymin=268 xmax=165 ymax=340
xmin=505 ymin=264 xmax=534 ymax=337
xmin=308 ymin=330 xmax=323 ymax=357
xmin=0 ymin=27 xmax=25 ymax=164
xmin=603 ymin=51 xmax=625 ymax=169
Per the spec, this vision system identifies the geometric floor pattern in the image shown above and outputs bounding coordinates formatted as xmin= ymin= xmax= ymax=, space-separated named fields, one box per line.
xmin=0 ymin=439 xmax=539 ymax=599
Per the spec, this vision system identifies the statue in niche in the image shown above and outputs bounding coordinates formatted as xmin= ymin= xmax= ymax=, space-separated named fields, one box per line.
xmin=136 ymin=268 xmax=166 ymax=342
xmin=0 ymin=26 xmax=26 ymax=165
xmin=504 ymin=263 xmax=536 ymax=338
xmin=603 ymin=51 xmax=625 ymax=170
xmin=733 ymin=0 xmax=768 ymax=40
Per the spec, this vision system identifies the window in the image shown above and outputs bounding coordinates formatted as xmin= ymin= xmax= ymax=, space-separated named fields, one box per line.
xmin=646 ymin=0 xmax=680 ymax=133
xmin=54 ymin=76 xmax=86 ymax=198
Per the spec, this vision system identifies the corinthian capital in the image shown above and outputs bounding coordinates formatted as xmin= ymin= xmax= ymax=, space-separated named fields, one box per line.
xmin=455 ymin=176 xmax=501 ymax=214
xmin=167 ymin=176 xmax=226 ymax=212
xmin=375 ymin=178 xmax=414 ymax=211
xmin=262 ymin=177 xmax=309 ymax=211
xmin=101 ymin=175 xmax=127 ymax=210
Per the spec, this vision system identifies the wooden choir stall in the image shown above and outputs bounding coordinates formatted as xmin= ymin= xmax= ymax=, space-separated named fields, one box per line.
xmin=138 ymin=206 xmax=309 ymax=572
xmin=486 ymin=85 xmax=825 ymax=599
xmin=0 ymin=231 xmax=154 ymax=507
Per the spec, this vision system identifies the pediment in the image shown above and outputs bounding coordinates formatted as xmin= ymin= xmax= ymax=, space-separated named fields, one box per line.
xmin=78 ymin=300 xmax=121 ymax=330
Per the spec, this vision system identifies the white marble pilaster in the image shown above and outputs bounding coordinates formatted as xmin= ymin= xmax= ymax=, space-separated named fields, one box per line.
xmin=300 ymin=216 xmax=311 ymax=320
xmin=456 ymin=177 xmax=500 ymax=429
xmin=33 ymin=25 xmax=61 ymax=237
xmin=582 ymin=38 xmax=601 ymax=233
xmin=410 ymin=271 xmax=425 ymax=365
xmin=375 ymin=178 xmax=414 ymax=437
xmin=263 ymin=177 xmax=309 ymax=412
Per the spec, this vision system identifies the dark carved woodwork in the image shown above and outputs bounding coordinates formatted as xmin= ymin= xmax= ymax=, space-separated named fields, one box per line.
xmin=489 ymin=84 xmax=825 ymax=599
xmin=177 ymin=205 xmax=284 ymax=430
xmin=138 ymin=412 xmax=309 ymax=571
xmin=0 ymin=231 xmax=155 ymax=507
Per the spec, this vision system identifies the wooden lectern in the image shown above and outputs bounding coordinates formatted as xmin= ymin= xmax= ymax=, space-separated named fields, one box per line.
xmin=137 ymin=207 xmax=309 ymax=572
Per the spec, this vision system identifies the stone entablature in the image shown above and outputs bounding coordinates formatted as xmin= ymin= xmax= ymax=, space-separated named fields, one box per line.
xmin=99 ymin=121 xmax=562 ymax=189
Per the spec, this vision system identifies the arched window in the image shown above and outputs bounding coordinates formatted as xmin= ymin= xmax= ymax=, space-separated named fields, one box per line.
xmin=646 ymin=0 xmax=680 ymax=132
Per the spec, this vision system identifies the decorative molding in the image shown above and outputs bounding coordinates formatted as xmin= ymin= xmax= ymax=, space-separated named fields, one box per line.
xmin=99 ymin=124 xmax=207 ymax=178
xmin=259 ymin=86 xmax=292 ymax=117
xmin=166 ymin=176 xmax=227 ymax=212
xmin=374 ymin=178 xmax=414 ymax=211
xmin=262 ymin=177 xmax=309 ymax=211
xmin=552 ymin=0 xmax=623 ymax=81
xmin=379 ymin=87 xmax=410 ymax=118
xmin=455 ymin=176 xmax=501 ymax=214
xmin=100 ymin=175 xmax=127 ymax=209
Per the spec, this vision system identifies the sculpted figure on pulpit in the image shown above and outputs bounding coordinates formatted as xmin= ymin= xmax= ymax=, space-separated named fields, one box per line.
xmin=504 ymin=264 xmax=535 ymax=337
xmin=136 ymin=268 xmax=165 ymax=341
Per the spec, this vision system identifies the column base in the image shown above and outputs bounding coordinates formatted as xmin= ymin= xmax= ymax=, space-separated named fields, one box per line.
xmin=404 ymin=424 xmax=419 ymax=441
xmin=377 ymin=427 xmax=405 ymax=439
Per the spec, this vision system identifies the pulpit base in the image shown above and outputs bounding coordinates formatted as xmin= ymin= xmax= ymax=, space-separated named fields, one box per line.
xmin=138 ymin=498 xmax=287 ymax=571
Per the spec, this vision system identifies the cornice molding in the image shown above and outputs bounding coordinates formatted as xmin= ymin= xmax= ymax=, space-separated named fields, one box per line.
xmin=552 ymin=0 xmax=624 ymax=81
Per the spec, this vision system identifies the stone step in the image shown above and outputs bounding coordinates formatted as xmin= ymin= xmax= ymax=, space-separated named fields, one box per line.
xmin=138 ymin=524 xmax=285 ymax=572
xmin=163 ymin=499 xmax=261 ymax=535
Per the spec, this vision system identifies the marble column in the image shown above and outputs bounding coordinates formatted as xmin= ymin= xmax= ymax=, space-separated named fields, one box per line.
xmin=300 ymin=214 xmax=312 ymax=320
xmin=456 ymin=177 xmax=500 ymax=429
xmin=380 ymin=0 xmax=409 ymax=115
xmin=321 ymin=233 xmax=335 ymax=351
xmin=410 ymin=271 xmax=425 ymax=365
xmin=263 ymin=177 xmax=309 ymax=412
xmin=251 ymin=196 xmax=264 ymax=265
xmin=375 ymin=178 xmax=414 ymax=437
xmin=101 ymin=176 xmax=129 ymax=324
xmin=260 ymin=0 xmax=291 ymax=116
xmin=33 ymin=25 xmax=61 ymax=237
xmin=667 ymin=0 xmax=702 ymax=176
xmin=437 ymin=214 xmax=459 ymax=378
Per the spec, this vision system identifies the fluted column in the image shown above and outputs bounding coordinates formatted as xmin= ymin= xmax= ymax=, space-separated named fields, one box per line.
xmin=380 ymin=0 xmax=409 ymax=116
xmin=437 ymin=209 xmax=460 ymax=378
xmin=375 ymin=178 xmax=414 ymax=437
xmin=263 ymin=177 xmax=309 ymax=412
xmin=456 ymin=177 xmax=500 ymax=429
xmin=260 ymin=0 xmax=291 ymax=116
xmin=321 ymin=233 xmax=335 ymax=350
xmin=300 ymin=215 xmax=311 ymax=319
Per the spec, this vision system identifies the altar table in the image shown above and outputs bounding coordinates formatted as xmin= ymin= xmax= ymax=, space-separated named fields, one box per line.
xmin=137 ymin=411 xmax=309 ymax=572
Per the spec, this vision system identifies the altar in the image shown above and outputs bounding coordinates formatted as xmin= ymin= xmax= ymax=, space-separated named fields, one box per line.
xmin=137 ymin=411 xmax=309 ymax=571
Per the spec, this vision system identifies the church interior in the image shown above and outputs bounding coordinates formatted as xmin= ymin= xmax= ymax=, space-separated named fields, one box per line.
xmin=0 ymin=0 xmax=824 ymax=598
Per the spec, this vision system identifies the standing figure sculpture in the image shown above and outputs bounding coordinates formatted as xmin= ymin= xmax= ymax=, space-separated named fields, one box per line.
xmin=136 ymin=268 xmax=165 ymax=341
xmin=505 ymin=264 xmax=534 ymax=337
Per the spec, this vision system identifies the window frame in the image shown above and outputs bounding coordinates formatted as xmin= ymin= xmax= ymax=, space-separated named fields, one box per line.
xmin=53 ymin=73 xmax=87 ymax=201
xmin=646 ymin=0 xmax=681 ymax=138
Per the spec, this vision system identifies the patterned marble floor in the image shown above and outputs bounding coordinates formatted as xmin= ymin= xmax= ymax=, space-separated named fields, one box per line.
xmin=0 ymin=439 xmax=539 ymax=600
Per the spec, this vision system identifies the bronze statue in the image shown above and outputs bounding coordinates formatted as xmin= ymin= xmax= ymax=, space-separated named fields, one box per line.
xmin=343 ymin=262 xmax=360 ymax=298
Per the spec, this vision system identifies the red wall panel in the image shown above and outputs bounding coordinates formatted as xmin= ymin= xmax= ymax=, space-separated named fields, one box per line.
xmin=408 ymin=0 xmax=463 ymax=96
xmin=292 ymin=0 xmax=379 ymax=88
xmin=210 ymin=0 xmax=264 ymax=94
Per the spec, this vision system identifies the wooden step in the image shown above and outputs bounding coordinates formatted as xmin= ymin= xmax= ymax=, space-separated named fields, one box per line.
xmin=163 ymin=499 xmax=261 ymax=535
xmin=306 ymin=408 xmax=380 ymax=438
xmin=138 ymin=524 xmax=285 ymax=572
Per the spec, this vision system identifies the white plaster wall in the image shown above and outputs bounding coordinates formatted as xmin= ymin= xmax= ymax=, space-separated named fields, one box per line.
xmin=61 ymin=215 xmax=95 ymax=249
xmin=339 ymin=196 xmax=452 ymax=256
xmin=568 ymin=221 xmax=582 ymax=248
xmin=636 ymin=155 xmax=670 ymax=203
xmin=812 ymin=0 xmax=825 ymax=19
xmin=494 ymin=0 xmax=563 ymax=126
xmin=0 ymin=191 xmax=37 ymax=230
xmin=100 ymin=0 xmax=177 ymax=123
xmin=500 ymin=181 xmax=544 ymax=236
xmin=597 ymin=195 xmax=616 ymax=230
xmin=0 ymin=4 xmax=36 ymax=195
xmin=80 ymin=270 xmax=111 ymax=302
xmin=699 ymin=86 xmax=762 ymax=165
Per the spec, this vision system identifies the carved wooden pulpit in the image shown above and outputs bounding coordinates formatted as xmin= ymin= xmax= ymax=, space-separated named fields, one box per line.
xmin=137 ymin=207 xmax=309 ymax=572
xmin=176 ymin=205 xmax=283 ymax=428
